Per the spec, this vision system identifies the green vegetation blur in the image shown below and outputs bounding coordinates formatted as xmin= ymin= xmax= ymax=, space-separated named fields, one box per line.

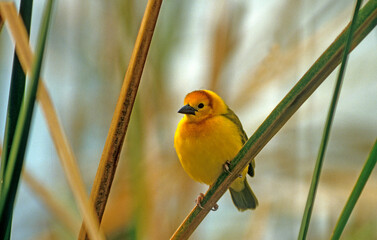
xmin=0 ymin=0 xmax=376 ymax=239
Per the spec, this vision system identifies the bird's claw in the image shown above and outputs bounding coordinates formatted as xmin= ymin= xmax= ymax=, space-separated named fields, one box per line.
xmin=195 ymin=193 xmax=218 ymax=211
xmin=195 ymin=193 xmax=205 ymax=209
xmin=224 ymin=160 xmax=242 ymax=178
xmin=223 ymin=160 xmax=231 ymax=174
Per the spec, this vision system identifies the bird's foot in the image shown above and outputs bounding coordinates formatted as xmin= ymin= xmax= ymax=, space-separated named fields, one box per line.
xmin=223 ymin=160 xmax=232 ymax=174
xmin=195 ymin=193 xmax=205 ymax=209
xmin=195 ymin=193 xmax=218 ymax=211
xmin=223 ymin=160 xmax=242 ymax=178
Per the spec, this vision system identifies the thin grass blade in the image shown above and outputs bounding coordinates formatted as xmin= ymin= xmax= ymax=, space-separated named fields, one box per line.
xmin=330 ymin=140 xmax=377 ymax=239
xmin=0 ymin=0 xmax=54 ymax=238
xmin=0 ymin=1 xmax=34 ymax=238
xmin=1 ymin=3 xmax=105 ymax=239
xmin=1 ymin=0 xmax=34 ymax=192
xmin=298 ymin=1 xmax=363 ymax=239
xmin=170 ymin=0 xmax=377 ymax=238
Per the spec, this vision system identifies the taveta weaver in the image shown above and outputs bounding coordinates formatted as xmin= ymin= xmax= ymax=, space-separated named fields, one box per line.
xmin=174 ymin=90 xmax=258 ymax=211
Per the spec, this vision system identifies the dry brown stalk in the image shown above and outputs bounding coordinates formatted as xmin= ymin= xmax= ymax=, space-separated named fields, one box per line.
xmin=0 ymin=2 xmax=105 ymax=240
xmin=78 ymin=0 xmax=163 ymax=239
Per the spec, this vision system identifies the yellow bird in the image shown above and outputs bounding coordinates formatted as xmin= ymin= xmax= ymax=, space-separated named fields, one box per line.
xmin=174 ymin=89 xmax=258 ymax=211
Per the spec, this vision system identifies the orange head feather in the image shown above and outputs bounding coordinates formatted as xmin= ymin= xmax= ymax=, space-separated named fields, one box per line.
xmin=178 ymin=90 xmax=228 ymax=123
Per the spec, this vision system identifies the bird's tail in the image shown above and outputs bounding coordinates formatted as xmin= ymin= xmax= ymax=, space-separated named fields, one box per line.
xmin=229 ymin=179 xmax=258 ymax=211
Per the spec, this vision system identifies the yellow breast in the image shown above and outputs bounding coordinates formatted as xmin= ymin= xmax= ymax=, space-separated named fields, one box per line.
xmin=174 ymin=115 xmax=244 ymax=185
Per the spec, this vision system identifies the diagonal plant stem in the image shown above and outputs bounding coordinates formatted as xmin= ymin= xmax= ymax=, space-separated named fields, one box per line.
xmin=0 ymin=0 xmax=53 ymax=238
xmin=170 ymin=0 xmax=377 ymax=239
xmin=0 ymin=2 xmax=105 ymax=240
xmin=0 ymin=1 xmax=33 ymax=238
xmin=330 ymin=139 xmax=377 ymax=240
xmin=0 ymin=0 xmax=33 ymax=189
xmin=78 ymin=0 xmax=163 ymax=239
xmin=298 ymin=0 xmax=363 ymax=239
xmin=38 ymin=83 xmax=106 ymax=240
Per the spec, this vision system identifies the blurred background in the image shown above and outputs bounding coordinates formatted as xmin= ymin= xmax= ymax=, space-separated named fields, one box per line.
xmin=1 ymin=0 xmax=377 ymax=239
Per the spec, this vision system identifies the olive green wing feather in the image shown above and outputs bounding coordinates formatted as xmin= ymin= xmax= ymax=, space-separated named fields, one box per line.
xmin=222 ymin=107 xmax=248 ymax=143
xmin=222 ymin=107 xmax=255 ymax=177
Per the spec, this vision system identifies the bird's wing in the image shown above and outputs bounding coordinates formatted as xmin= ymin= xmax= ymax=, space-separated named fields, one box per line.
xmin=222 ymin=107 xmax=255 ymax=177
xmin=222 ymin=107 xmax=248 ymax=144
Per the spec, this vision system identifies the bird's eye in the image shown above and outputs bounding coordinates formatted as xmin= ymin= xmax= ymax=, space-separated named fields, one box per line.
xmin=198 ymin=103 xmax=204 ymax=109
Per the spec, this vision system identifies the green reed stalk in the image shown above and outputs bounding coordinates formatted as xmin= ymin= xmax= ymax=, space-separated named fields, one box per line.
xmin=297 ymin=1 xmax=363 ymax=239
xmin=0 ymin=0 xmax=54 ymax=238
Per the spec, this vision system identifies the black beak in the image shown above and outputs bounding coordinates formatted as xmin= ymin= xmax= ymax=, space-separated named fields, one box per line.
xmin=178 ymin=104 xmax=197 ymax=115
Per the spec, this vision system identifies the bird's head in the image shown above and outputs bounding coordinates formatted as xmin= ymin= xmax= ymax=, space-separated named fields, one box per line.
xmin=178 ymin=90 xmax=228 ymax=122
